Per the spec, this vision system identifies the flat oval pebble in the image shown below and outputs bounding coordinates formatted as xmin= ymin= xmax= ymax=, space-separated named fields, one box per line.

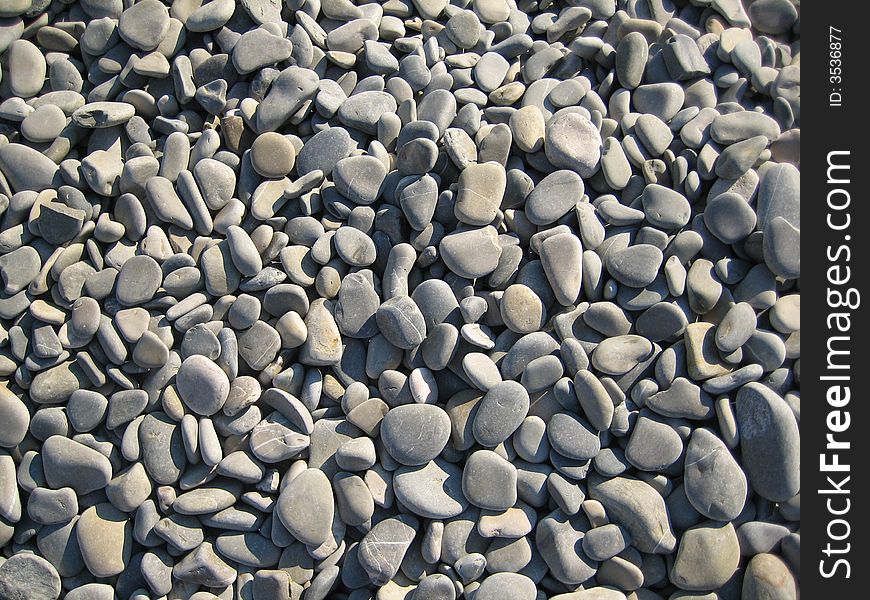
xmin=381 ymin=404 xmax=451 ymax=466
xmin=736 ymin=383 xmax=800 ymax=502
xmin=548 ymin=412 xmax=601 ymax=461
xmin=526 ymin=170 xmax=584 ymax=226
xmin=276 ymin=468 xmax=334 ymax=547
xmin=0 ymin=387 xmax=29 ymax=448
xmin=358 ymin=514 xmax=419 ymax=586
xmin=473 ymin=381 xmax=530 ymax=447
xmin=462 ymin=450 xmax=517 ymax=510
xmin=607 ymin=245 xmax=663 ymax=288
xmin=250 ymin=132 xmax=295 ymax=178
xmin=439 ymin=226 xmax=503 ymax=279
xmin=176 ymin=354 xmax=231 ymax=415
xmin=545 ymin=111 xmax=602 ymax=177
xmin=591 ymin=335 xmax=653 ymax=375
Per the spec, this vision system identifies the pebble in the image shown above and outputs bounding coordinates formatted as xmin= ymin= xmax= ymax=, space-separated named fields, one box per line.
xmin=742 ymin=553 xmax=797 ymax=599
xmin=548 ymin=412 xmax=601 ymax=461
xmin=334 ymin=155 xmax=388 ymax=206
xmin=475 ymin=573 xmax=537 ymax=600
xmin=77 ymin=503 xmax=132 ymax=577
xmin=670 ymin=522 xmax=740 ymax=591
xmin=139 ymin=412 xmax=186 ymax=485
xmin=0 ymin=554 xmax=61 ymax=600
xmin=526 ymin=170 xmax=584 ymax=226
xmin=625 ymin=415 xmax=683 ymax=471
xmin=736 ymin=383 xmax=800 ymax=502
xmin=607 ymin=245 xmax=663 ymax=288
xmin=176 ymin=355 xmax=231 ymax=415
xmin=684 ymin=428 xmax=747 ymax=521
xmin=376 ymin=295 xmax=427 ymax=349
xmin=394 ymin=459 xmax=468 ymax=519
xmin=473 ymin=381 xmax=530 ymax=447
xmin=381 ymin=404 xmax=451 ymax=465
xmin=334 ymin=226 xmax=377 ymax=266
xmin=41 ymin=435 xmax=113 ymax=495
xmin=545 ymin=112 xmax=602 ymax=177
xmin=439 ymin=226 xmax=503 ymax=279
xmin=462 ymin=450 xmax=517 ymax=510
xmin=455 ymin=162 xmax=506 ymax=226
xmin=277 ymin=468 xmax=334 ymax=547
xmin=592 ymin=335 xmax=653 ymax=375
xmin=0 ymin=386 xmax=29 ymax=447
xmin=358 ymin=514 xmax=419 ymax=585
xmin=588 ymin=475 xmax=677 ymax=554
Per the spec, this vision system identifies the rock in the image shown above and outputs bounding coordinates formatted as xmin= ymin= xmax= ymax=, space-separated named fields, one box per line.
xmin=455 ymin=162 xmax=506 ymax=226
xmin=742 ymin=553 xmax=797 ymax=600
xmin=684 ymin=428 xmax=747 ymax=521
xmin=76 ymin=503 xmax=133 ymax=578
xmin=670 ymin=521 xmax=740 ymax=591
xmin=545 ymin=112 xmax=602 ymax=177
xmin=358 ymin=514 xmax=419 ymax=585
xmin=536 ymin=510 xmax=598 ymax=585
xmin=588 ymin=475 xmax=676 ymax=554
xmin=41 ymin=435 xmax=112 ymax=495
xmin=475 ymin=573 xmax=537 ymax=600
xmin=736 ymin=383 xmax=800 ymax=501
xmin=0 ymin=554 xmax=61 ymax=600
xmin=393 ymin=459 xmax=468 ymax=519
xmin=473 ymin=381 xmax=530 ymax=447
xmin=176 ymin=354 xmax=231 ymax=415
xmin=0 ymin=386 xmax=29 ymax=447
xmin=381 ymin=404 xmax=451 ymax=466
xmin=139 ymin=412 xmax=187 ymax=485
xmin=463 ymin=450 xmax=517 ymax=510
xmin=276 ymin=468 xmax=335 ymax=546
xmin=439 ymin=226 xmax=503 ymax=279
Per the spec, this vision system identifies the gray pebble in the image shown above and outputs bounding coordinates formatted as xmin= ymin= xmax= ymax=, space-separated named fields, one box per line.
xmin=473 ymin=381 xmax=530 ymax=447
xmin=381 ymin=404 xmax=451 ymax=466
xmin=463 ymin=450 xmax=517 ymax=510
xmin=736 ymin=383 xmax=800 ymax=502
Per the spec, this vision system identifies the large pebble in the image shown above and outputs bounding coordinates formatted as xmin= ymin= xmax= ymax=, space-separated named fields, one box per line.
xmin=381 ymin=404 xmax=451 ymax=466
xmin=736 ymin=383 xmax=800 ymax=501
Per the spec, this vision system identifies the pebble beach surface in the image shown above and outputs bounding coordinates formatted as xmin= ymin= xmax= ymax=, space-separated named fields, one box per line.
xmin=0 ymin=0 xmax=799 ymax=599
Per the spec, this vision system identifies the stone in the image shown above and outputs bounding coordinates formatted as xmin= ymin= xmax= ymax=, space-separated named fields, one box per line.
xmin=684 ymin=428 xmax=747 ymax=521
xmin=0 ymin=554 xmax=61 ymax=600
xmin=588 ymin=475 xmax=676 ymax=554
xmin=742 ymin=553 xmax=797 ymax=600
xmin=463 ymin=450 xmax=517 ymax=510
xmin=0 ymin=386 xmax=29 ymax=447
xmin=276 ymin=468 xmax=334 ymax=547
xmin=358 ymin=514 xmax=419 ymax=585
xmin=736 ymin=383 xmax=800 ymax=502
xmin=439 ymin=226 xmax=503 ymax=279
xmin=545 ymin=112 xmax=602 ymax=177
xmin=393 ymin=459 xmax=469 ymax=519
xmin=670 ymin=522 xmax=740 ymax=591
xmin=381 ymin=404 xmax=451 ymax=466
xmin=176 ymin=354 xmax=231 ymax=415
xmin=77 ymin=503 xmax=133 ymax=577
xmin=41 ymin=435 xmax=112 ymax=495
xmin=473 ymin=381 xmax=530 ymax=447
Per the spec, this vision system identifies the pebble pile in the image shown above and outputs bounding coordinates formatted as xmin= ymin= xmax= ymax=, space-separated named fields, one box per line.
xmin=0 ymin=0 xmax=800 ymax=599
